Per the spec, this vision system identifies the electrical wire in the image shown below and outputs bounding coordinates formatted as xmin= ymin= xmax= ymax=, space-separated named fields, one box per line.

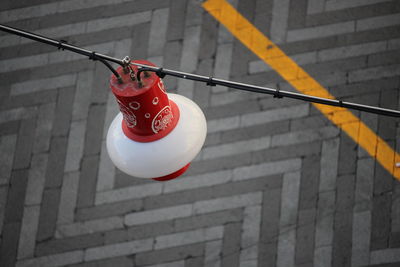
xmin=1 ymin=23 xmax=399 ymax=117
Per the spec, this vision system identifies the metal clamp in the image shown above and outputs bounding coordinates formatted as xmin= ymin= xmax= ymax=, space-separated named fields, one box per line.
xmin=273 ymin=85 xmax=283 ymax=98
xmin=156 ymin=68 xmax=166 ymax=79
xmin=57 ymin=39 xmax=67 ymax=50
xmin=207 ymin=76 xmax=216 ymax=86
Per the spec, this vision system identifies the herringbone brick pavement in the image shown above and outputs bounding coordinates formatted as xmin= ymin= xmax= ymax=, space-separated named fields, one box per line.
xmin=0 ymin=0 xmax=399 ymax=266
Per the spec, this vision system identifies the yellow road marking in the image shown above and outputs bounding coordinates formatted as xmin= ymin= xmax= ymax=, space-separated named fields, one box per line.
xmin=202 ymin=0 xmax=400 ymax=179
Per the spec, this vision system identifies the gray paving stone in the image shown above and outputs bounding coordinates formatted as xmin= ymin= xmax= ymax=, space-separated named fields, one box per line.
xmin=162 ymin=41 xmax=181 ymax=90
xmin=287 ymin=21 xmax=355 ymax=42
xmin=259 ymin=185 xmax=282 ymax=267
xmin=13 ymin=118 xmax=36 ymax=170
xmin=95 ymin=182 xmax=162 ymax=205
xmin=193 ymin=59 xmax=212 ymax=107
xmin=193 ymin=192 xmax=262 ymax=215
xmin=17 ymin=205 xmax=40 ymax=259
xmin=217 ymin=120 xmax=289 ymax=146
xmin=0 ymin=222 xmax=21 ymax=267
xmin=96 ymin=139 xmax=115 ymax=192
xmin=378 ymin=88 xmax=398 ymax=139
xmin=72 ymin=71 xmax=93 ymax=121
xmin=36 ymin=233 xmax=103 ymax=257
xmin=146 ymin=175 xmax=280 ymax=211
xmin=69 ymin=256 xmax=134 ymax=267
xmin=186 ymin=256 xmax=204 ymax=267
xmin=276 ymin=225 xmax=296 ymax=267
xmin=33 ymin=103 xmax=55 ymax=153
xmin=348 ymin=64 xmax=400 ymax=83
xmin=90 ymin=62 xmax=109 ymax=105
xmin=52 ymin=87 xmax=75 ymax=137
xmin=3 ymin=90 xmax=57 ymax=111
xmin=198 ymin=13 xmax=218 ymax=60
xmin=295 ymin=208 xmax=316 ymax=266
xmin=354 ymin=158 xmax=374 ymax=212
xmin=0 ymin=134 xmax=17 ymax=185
xmin=317 ymin=40 xmax=387 ymax=62
xmin=86 ymin=11 xmax=151 ymax=33
xmin=233 ymin=158 xmax=301 ymax=182
xmin=389 ymin=231 xmax=400 ymax=248
xmin=75 ymin=198 xmax=142 ymax=222
xmin=85 ymin=239 xmax=153 ymax=261
xmin=64 ymin=120 xmax=86 ymax=172
xmin=44 ymin=136 xmax=68 ymax=188
xmin=3 ymin=170 xmax=28 ymax=224
xmin=230 ymin=41 xmax=255 ymax=78
xmin=57 ymin=216 xmax=123 ymax=238
xmin=163 ymin=170 xmax=232 ymax=194
xmin=0 ymin=186 xmax=8 ymax=234
xmin=166 ymin=0 xmax=186 ymax=41
xmin=279 ymin=171 xmax=301 ymax=228
xmin=83 ymin=105 xmax=106 ymax=156
xmin=271 ymin=126 xmax=339 ymax=148
xmin=16 ymin=250 xmax=84 ymax=267
xmin=24 ymin=153 xmax=48 ymax=206
xmin=337 ymin=132 xmax=357 ymax=175
xmin=36 ymin=188 xmax=61 ymax=242
xmin=130 ymin=22 xmax=150 ymax=61
xmin=185 ymin=0 xmax=203 ymax=27
xmin=315 ymin=191 xmax=335 ymax=247
xmin=177 ymin=25 xmax=201 ymax=98
xmin=240 ymin=205 xmax=261 ymax=265
xmin=221 ymin=222 xmax=241 ymax=267
xmin=371 ymin=193 xmax=392 ymax=250
xmin=357 ymin=12 xmax=400 ymax=32
xmin=319 ymin=138 xmax=340 ymax=192
xmin=174 ymin=208 xmax=243 ymax=233
xmin=370 ymin=248 xmax=400 ymax=265
xmin=155 ymin=226 xmax=223 ymax=250
xmin=202 ymin=136 xmax=271 ymax=160
xmin=0 ymin=121 xmax=19 ymax=136
xmin=351 ymin=210 xmax=371 ymax=267
xmin=77 ymin=155 xmax=99 ymax=208
xmin=270 ymin=0 xmax=290 ymax=44
xmin=57 ymin=171 xmax=79 ymax=225
xmin=125 ymin=204 xmax=192 ymax=226
xmin=287 ymin=0 xmax=307 ymax=29
xmin=307 ymin=0 xmax=324 ymax=14
xmin=147 ymin=8 xmax=169 ymax=57
xmin=298 ymin=155 xmax=321 ymax=210
xmin=205 ymin=239 xmax=222 ymax=267
xmin=332 ymin=175 xmax=355 ymax=267
xmin=135 ymin=243 xmax=204 ymax=266
xmin=368 ymin=49 xmax=400 ymax=67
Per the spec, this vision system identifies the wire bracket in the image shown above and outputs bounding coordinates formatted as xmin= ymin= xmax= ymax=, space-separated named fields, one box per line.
xmin=57 ymin=40 xmax=67 ymax=50
xmin=207 ymin=77 xmax=216 ymax=86
xmin=156 ymin=68 xmax=166 ymax=79
xmin=89 ymin=51 xmax=97 ymax=61
xmin=273 ymin=85 xmax=283 ymax=98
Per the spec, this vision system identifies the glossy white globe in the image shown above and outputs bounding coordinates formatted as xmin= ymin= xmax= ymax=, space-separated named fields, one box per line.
xmin=106 ymin=93 xmax=207 ymax=178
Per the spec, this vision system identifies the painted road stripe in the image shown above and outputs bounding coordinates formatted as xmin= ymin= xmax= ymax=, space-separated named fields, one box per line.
xmin=202 ymin=0 xmax=400 ymax=180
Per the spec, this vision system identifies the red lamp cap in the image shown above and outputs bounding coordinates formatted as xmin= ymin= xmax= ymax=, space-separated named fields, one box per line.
xmin=110 ymin=60 xmax=179 ymax=142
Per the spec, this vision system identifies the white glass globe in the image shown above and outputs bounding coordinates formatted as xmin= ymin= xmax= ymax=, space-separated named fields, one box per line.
xmin=106 ymin=93 xmax=207 ymax=178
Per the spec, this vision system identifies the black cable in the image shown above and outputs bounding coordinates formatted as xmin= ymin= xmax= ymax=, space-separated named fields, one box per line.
xmin=130 ymin=64 xmax=400 ymax=117
xmin=1 ymin=23 xmax=399 ymax=118
xmin=0 ymin=23 xmax=124 ymax=82
xmin=87 ymin=51 xmax=123 ymax=83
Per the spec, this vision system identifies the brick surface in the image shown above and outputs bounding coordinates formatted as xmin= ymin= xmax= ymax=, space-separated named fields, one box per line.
xmin=0 ymin=0 xmax=399 ymax=266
